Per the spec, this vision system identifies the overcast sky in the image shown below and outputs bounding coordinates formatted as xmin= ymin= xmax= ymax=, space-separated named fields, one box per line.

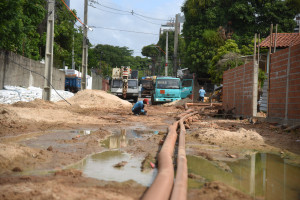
xmin=70 ymin=0 xmax=185 ymax=57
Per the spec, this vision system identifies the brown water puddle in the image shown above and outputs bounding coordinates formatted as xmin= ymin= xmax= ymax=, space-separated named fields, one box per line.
xmin=188 ymin=153 xmax=300 ymax=200
xmin=72 ymin=150 xmax=157 ymax=186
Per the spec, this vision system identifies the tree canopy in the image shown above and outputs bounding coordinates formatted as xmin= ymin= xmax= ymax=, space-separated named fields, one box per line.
xmin=181 ymin=0 xmax=298 ymax=82
xmin=89 ymin=44 xmax=151 ymax=77
xmin=0 ymin=0 xmax=83 ymax=69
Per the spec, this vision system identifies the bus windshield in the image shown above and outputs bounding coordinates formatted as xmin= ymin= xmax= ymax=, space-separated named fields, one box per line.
xmin=156 ymin=79 xmax=180 ymax=89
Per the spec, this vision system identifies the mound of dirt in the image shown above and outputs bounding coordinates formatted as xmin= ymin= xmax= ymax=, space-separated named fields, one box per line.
xmin=163 ymin=98 xmax=193 ymax=107
xmin=0 ymin=107 xmax=25 ymax=135
xmin=66 ymin=90 xmax=132 ymax=109
xmin=12 ymin=99 xmax=57 ymax=109
xmin=0 ymin=143 xmax=42 ymax=173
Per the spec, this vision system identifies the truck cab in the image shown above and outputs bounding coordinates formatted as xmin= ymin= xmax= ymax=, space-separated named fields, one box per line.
xmin=151 ymin=77 xmax=182 ymax=105
xmin=111 ymin=78 xmax=139 ymax=102
xmin=181 ymin=79 xmax=194 ymax=99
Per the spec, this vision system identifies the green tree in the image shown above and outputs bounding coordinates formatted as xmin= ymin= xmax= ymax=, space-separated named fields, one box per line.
xmin=208 ymin=39 xmax=242 ymax=84
xmin=181 ymin=0 xmax=298 ymax=78
xmin=0 ymin=0 xmax=46 ymax=59
xmin=88 ymin=44 xmax=151 ymax=77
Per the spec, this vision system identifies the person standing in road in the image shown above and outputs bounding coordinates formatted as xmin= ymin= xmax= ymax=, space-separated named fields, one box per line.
xmin=199 ymin=87 xmax=206 ymax=102
xmin=132 ymin=98 xmax=149 ymax=115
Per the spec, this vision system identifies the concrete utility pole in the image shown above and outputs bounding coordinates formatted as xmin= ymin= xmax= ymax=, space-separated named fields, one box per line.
xmin=81 ymin=0 xmax=88 ymax=90
xmin=42 ymin=0 xmax=55 ymax=101
xmin=165 ymin=31 xmax=168 ymax=76
xmin=252 ymin=33 xmax=258 ymax=117
xmin=72 ymin=35 xmax=75 ymax=70
xmin=173 ymin=14 xmax=180 ymax=77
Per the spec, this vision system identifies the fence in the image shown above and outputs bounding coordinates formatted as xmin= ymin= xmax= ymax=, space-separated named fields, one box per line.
xmin=268 ymin=44 xmax=300 ymax=124
xmin=222 ymin=43 xmax=300 ymax=125
xmin=0 ymin=50 xmax=65 ymax=90
xmin=223 ymin=62 xmax=256 ymax=117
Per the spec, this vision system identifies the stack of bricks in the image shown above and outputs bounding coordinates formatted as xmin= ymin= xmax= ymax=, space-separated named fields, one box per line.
xmin=223 ymin=62 xmax=255 ymax=117
xmin=269 ymin=44 xmax=300 ymax=123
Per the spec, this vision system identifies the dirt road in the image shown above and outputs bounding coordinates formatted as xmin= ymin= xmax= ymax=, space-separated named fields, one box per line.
xmin=0 ymin=90 xmax=299 ymax=200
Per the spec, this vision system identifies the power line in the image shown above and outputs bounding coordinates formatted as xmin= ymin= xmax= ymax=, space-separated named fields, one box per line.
xmin=7 ymin=57 xmax=72 ymax=105
xmin=89 ymin=4 xmax=131 ymax=16
xmin=89 ymin=0 xmax=170 ymax=22
xmin=91 ymin=26 xmax=159 ymax=35
xmin=133 ymin=15 xmax=162 ymax=25
xmin=61 ymin=0 xmax=85 ymax=26
xmin=89 ymin=4 xmax=162 ymax=25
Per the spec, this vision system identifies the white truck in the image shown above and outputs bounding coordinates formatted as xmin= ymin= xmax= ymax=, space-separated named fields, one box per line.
xmin=110 ymin=66 xmax=139 ymax=102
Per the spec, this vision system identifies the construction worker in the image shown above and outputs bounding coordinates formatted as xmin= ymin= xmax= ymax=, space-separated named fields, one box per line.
xmin=199 ymin=87 xmax=206 ymax=102
xmin=132 ymin=98 xmax=149 ymax=115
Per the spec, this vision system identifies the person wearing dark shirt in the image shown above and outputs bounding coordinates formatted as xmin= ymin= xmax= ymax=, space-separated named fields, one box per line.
xmin=132 ymin=98 xmax=149 ymax=115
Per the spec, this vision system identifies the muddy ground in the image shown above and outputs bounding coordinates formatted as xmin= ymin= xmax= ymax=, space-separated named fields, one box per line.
xmin=0 ymin=90 xmax=299 ymax=200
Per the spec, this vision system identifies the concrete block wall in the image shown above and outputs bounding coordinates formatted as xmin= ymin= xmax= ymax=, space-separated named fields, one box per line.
xmin=91 ymin=70 xmax=103 ymax=90
xmin=0 ymin=50 xmax=65 ymax=90
xmin=223 ymin=62 xmax=255 ymax=117
xmin=268 ymin=44 xmax=300 ymax=124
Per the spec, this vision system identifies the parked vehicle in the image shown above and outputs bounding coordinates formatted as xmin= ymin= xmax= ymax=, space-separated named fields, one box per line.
xmin=151 ymin=77 xmax=182 ymax=105
xmin=181 ymin=78 xmax=193 ymax=99
xmin=110 ymin=67 xmax=139 ymax=102
xmin=140 ymin=76 xmax=155 ymax=98
xmin=65 ymin=76 xmax=81 ymax=93
xmin=209 ymin=86 xmax=223 ymax=102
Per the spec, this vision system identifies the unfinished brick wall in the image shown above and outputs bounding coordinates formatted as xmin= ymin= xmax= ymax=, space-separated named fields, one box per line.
xmin=223 ymin=62 xmax=255 ymax=117
xmin=269 ymin=44 xmax=300 ymax=123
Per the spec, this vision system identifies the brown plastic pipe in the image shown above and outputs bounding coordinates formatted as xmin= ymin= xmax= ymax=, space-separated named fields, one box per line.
xmin=142 ymin=121 xmax=179 ymax=200
xmin=176 ymin=109 xmax=194 ymax=119
xmin=171 ymin=111 xmax=198 ymax=200
xmin=184 ymin=102 xmax=222 ymax=110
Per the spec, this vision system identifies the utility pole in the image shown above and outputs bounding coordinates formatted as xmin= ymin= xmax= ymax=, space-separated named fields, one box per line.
xmin=173 ymin=14 xmax=180 ymax=77
xmin=42 ymin=0 xmax=55 ymax=101
xmin=252 ymin=33 xmax=258 ymax=117
xmin=165 ymin=31 xmax=168 ymax=76
xmin=72 ymin=35 xmax=75 ymax=70
xmin=81 ymin=0 xmax=88 ymax=90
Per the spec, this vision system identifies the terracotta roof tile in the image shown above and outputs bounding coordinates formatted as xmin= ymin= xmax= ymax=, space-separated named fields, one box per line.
xmin=260 ymin=33 xmax=300 ymax=48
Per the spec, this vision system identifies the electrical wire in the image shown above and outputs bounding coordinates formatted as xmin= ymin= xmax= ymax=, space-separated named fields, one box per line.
xmin=89 ymin=3 xmax=162 ymax=25
xmin=89 ymin=4 xmax=131 ymax=16
xmin=7 ymin=57 xmax=72 ymax=105
xmin=60 ymin=0 xmax=86 ymax=27
xmin=130 ymin=14 xmax=162 ymax=25
xmin=91 ymin=26 xmax=159 ymax=35
xmin=89 ymin=1 xmax=170 ymax=21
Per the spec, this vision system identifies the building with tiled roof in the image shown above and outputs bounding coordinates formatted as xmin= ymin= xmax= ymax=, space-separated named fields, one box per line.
xmin=260 ymin=33 xmax=300 ymax=48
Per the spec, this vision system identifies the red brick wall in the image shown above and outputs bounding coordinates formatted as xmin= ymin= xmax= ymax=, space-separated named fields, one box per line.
xmin=223 ymin=62 xmax=255 ymax=117
xmin=269 ymin=44 xmax=300 ymax=121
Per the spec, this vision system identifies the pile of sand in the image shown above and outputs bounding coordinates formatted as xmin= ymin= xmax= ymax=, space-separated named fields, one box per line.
xmin=65 ymin=90 xmax=132 ymax=109
xmin=164 ymin=98 xmax=193 ymax=107
xmin=0 ymin=106 xmax=24 ymax=135
xmin=12 ymin=99 xmax=57 ymax=109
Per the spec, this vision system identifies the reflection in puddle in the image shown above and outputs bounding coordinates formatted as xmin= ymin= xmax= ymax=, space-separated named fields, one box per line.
xmin=102 ymin=129 xmax=164 ymax=149
xmin=72 ymin=151 xmax=157 ymax=186
xmin=20 ymin=129 xmax=96 ymax=152
xmin=188 ymin=153 xmax=300 ymax=200
xmin=71 ymin=130 xmax=92 ymax=136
